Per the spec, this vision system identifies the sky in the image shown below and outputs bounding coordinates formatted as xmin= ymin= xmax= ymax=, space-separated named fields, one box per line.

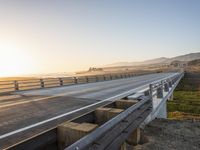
xmin=0 ymin=0 xmax=200 ymax=77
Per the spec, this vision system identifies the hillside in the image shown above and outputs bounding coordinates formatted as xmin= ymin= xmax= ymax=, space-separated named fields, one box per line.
xmin=188 ymin=59 xmax=200 ymax=66
xmin=105 ymin=52 xmax=200 ymax=67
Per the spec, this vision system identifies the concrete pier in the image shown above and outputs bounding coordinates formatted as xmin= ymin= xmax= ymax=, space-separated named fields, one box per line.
xmin=57 ymin=122 xmax=98 ymax=150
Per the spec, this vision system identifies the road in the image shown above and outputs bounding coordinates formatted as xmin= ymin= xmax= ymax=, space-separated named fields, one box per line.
xmin=0 ymin=73 xmax=177 ymax=149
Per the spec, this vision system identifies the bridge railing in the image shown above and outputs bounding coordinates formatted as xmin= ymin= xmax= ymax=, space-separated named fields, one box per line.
xmin=6 ymin=72 xmax=184 ymax=150
xmin=0 ymin=71 xmax=156 ymax=94
xmin=149 ymin=72 xmax=184 ymax=99
xmin=64 ymin=96 xmax=152 ymax=150
xmin=63 ymin=72 xmax=184 ymax=150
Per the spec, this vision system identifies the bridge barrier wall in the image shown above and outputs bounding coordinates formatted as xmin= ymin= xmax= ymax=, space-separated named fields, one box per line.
xmin=0 ymin=71 xmax=157 ymax=94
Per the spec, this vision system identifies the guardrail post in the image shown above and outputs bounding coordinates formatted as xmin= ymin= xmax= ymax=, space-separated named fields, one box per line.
xmin=74 ymin=77 xmax=78 ymax=84
xmin=120 ymin=142 xmax=127 ymax=150
xmin=59 ymin=78 xmax=63 ymax=86
xmin=115 ymin=75 xmax=118 ymax=79
xmin=169 ymin=80 xmax=172 ymax=88
xmin=103 ymin=75 xmax=106 ymax=81
xmin=40 ymin=79 xmax=45 ymax=88
xmin=126 ymin=128 xmax=141 ymax=146
xmin=110 ymin=75 xmax=112 ymax=80
xmin=149 ymin=84 xmax=153 ymax=98
xmin=164 ymin=83 xmax=169 ymax=92
xmin=96 ymin=76 xmax=99 ymax=82
xmin=157 ymin=83 xmax=163 ymax=98
xmin=172 ymin=78 xmax=175 ymax=84
xmin=85 ymin=76 xmax=89 ymax=83
xmin=14 ymin=81 xmax=19 ymax=91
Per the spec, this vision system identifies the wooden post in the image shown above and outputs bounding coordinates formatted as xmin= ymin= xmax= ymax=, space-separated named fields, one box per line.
xmin=103 ymin=75 xmax=106 ymax=81
xmin=86 ymin=76 xmax=89 ymax=83
xmin=40 ymin=79 xmax=44 ymax=88
xmin=74 ymin=77 xmax=78 ymax=84
xmin=120 ymin=142 xmax=127 ymax=150
xmin=126 ymin=128 xmax=141 ymax=146
xmin=96 ymin=76 xmax=99 ymax=82
xmin=115 ymin=100 xmax=137 ymax=109
xmin=95 ymin=108 xmax=124 ymax=125
xmin=14 ymin=81 xmax=19 ymax=91
xmin=110 ymin=75 xmax=112 ymax=80
xmin=95 ymin=107 xmax=112 ymax=125
xmin=108 ymin=108 xmax=124 ymax=119
xmin=59 ymin=78 xmax=63 ymax=86
xmin=57 ymin=122 xmax=98 ymax=150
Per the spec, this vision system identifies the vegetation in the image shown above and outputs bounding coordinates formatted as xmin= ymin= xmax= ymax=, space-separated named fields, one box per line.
xmin=168 ymin=111 xmax=200 ymax=121
xmin=167 ymin=72 xmax=200 ymax=119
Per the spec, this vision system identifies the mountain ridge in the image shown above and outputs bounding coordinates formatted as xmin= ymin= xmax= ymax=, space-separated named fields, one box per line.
xmin=105 ymin=52 xmax=200 ymax=67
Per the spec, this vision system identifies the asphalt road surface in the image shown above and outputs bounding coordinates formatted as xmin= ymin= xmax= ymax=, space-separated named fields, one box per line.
xmin=0 ymin=72 xmax=177 ymax=149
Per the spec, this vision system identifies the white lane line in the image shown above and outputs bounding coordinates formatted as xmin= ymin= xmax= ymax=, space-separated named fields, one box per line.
xmin=0 ymin=74 xmax=166 ymax=108
xmin=0 ymin=84 xmax=149 ymax=140
xmin=0 ymin=73 xmax=178 ymax=140
xmin=0 ymin=87 xmax=109 ymax=108
xmin=0 ymin=84 xmax=136 ymax=108
xmin=0 ymin=77 xmax=145 ymax=108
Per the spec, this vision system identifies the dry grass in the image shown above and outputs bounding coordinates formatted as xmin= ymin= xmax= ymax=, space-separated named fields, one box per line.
xmin=168 ymin=111 xmax=200 ymax=121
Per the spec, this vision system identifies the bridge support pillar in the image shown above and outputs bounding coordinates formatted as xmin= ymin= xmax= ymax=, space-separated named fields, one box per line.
xmin=126 ymin=128 xmax=141 ymax=146
xmin=157 ymin=101 xmax=167 ymax=118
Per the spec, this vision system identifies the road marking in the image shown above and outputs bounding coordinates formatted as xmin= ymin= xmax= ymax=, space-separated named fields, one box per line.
xmin=0 ymin=88 xmax=96 ymax=108
xmin=1 ymin=81 xmax=131 ymax=108
xmin=0 ymin=74 xmax=166 ymax=108
xmin=0 ymin=73 xmax=177 ymax=139
xmin=0 ymin=84 xmax=149 ymax=140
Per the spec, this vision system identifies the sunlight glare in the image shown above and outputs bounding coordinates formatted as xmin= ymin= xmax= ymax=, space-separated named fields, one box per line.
xmin=0 ymin=43 xmax=36 ymax=77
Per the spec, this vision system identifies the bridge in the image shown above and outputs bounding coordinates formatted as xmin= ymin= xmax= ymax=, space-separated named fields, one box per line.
xmin=0 ymin=72 xmax=184 ymax=150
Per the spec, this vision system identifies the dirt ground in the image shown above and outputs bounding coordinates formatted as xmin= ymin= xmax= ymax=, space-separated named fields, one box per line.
xmin=131 ymin=119 xmax=200 ymax=150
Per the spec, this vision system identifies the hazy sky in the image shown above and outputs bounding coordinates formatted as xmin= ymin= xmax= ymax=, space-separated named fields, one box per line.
xmin=0 ymin=0 xmax=200 ymax=76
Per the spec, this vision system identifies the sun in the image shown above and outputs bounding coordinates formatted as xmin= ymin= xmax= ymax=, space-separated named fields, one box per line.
xmin=0 ymin=43 xmax=36 ymax=77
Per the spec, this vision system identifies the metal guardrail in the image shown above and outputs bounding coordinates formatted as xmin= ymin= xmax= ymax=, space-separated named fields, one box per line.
xmin=65 ymin=96 xmax=152 ymax=150
xmin=0 ymin=71 xmax=156 ymax=94
xmin=149 ymin=72 xmax=184 ymax=99
xmin=64 ymin=72 xmax=184 ymax=150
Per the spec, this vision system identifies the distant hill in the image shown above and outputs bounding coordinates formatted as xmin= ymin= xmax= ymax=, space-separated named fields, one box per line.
xmin=168 ymin=53 xmax=200 ymax=62
xmin=105 ymin=52 xmax=200 ymax=67
xmin=188 ymin=59 xmax=200 ymax=66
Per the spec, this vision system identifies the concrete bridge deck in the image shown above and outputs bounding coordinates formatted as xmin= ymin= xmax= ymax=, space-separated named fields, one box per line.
xmin=0 ymin=73 xmax=177 ymax=149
